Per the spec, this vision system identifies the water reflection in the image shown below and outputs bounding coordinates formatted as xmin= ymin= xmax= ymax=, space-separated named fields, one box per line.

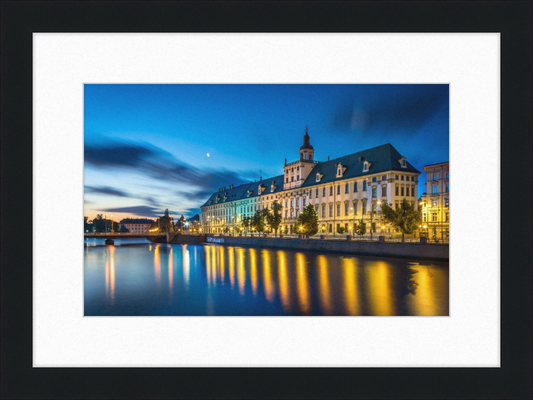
xmin=85 ymin=242 xmax=449 ymax=316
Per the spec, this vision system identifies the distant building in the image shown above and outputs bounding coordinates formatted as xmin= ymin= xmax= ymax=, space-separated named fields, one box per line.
xmin=188 ymin=214 xmax=200 ymax=232
xmin=200 ymin=127 xmax=422 ymax=236
xmin=119 ymin=218 xmax=154 ymax=233
xmin=419 ymin=162 xmax=449 ymax=240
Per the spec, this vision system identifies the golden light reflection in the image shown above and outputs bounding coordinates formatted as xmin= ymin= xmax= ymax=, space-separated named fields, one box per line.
xmin=205 ymin=244 xmax=212 ymax=286
xmin=262 ymin=250 xmax=275 ymax=302
xmin=237 ymin=248 xmax=245 ymax=295
xmin=408 ymin=265 xmax=441 ymax=315
xmin=250 ymin=248 xmax=258 ymax=295
xmin=277 ymin=251 xmax=291 ymax=311
xmin=228 ymin=247 xmax=235 ymax=289
xmin=219 ymin=246 xmax=225 ymax=285
xmin=295 ymin=253 xmax=311 ymax=313
xmin=318 ymin=255 xmax=333 ymax=315
xmin=168 ymin=245 xmax=173 ymax=296
xmin=211 ymin=246 xmax=217 ymax=287
xmin=342 ymin=257 xmax=359 ymax=315
xmin=104 ymin=246 xmax=115 ymax=304
xmin=154 ymin=245 xmax=161 ymax=287
xmin=182 ymin=245 xmax=190 ymax=286
xmin=366 ymin=261 xmax=394 ymax=316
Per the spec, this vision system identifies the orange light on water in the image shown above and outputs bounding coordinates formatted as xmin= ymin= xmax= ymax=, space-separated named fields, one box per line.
xmin=262 ymin=250 xmax=274 ymax=302
xmin=295 ymin=253 xmax=311 ymax=313
xmin=318 ymin=255 xmax=333 ymax=315
xmin=277 ymin=251 xmax=290 ymax=311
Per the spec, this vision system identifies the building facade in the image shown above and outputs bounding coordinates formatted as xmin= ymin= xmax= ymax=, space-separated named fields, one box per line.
xmin=119 ymin=218 xmax=154 ymax=233
xmin=418 ymin=162 xmax=449 ymax=240
xmin=200 ymin=128 xmax=422 ymax=236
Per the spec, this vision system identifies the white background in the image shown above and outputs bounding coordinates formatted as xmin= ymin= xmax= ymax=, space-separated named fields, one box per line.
xmin=33 ymin=34 xmax=500 ymax=367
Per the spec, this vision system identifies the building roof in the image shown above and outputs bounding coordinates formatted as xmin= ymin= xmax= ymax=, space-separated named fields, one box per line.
xmin=119 ymin=218 xmax=154 ymax=224
xmin=188 ymin=214 xmax=200 ymax=222
xmin=200 ymin=175 xmax=285 ymax=208
xmin=200 ymin=143 xmax=419 ymax=208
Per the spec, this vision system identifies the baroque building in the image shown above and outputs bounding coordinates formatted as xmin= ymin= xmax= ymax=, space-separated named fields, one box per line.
xmin=200 ymin=128 xmax=422 ymax=236
xmin=418 ymin=162 xmax=449 ymax=240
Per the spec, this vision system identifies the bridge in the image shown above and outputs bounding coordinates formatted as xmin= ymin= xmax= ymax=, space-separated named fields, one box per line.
xmin=84 ymin=232 xmax=205 ymax=245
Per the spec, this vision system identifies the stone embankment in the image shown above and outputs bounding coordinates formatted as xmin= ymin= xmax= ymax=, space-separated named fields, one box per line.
xmin=205 ymin=235 xmax=448 ymax=261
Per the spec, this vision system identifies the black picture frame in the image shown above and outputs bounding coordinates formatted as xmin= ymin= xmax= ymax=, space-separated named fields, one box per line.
xmin=1 ymin=1 xmax=531 ymax=398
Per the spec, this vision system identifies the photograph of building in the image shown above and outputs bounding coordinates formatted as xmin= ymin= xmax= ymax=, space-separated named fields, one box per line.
xmin=84 ymin=83 xmax=449 ymax=317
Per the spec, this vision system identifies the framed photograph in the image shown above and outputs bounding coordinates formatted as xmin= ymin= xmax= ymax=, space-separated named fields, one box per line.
xmin=2 ymin=1 xmax=531 ymax=399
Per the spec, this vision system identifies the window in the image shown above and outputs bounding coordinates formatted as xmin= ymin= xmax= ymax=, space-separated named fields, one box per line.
xmin=445 ymin=213 xmax=449 ymax=222
xmin=395 ymin=175 xmax=398 ymax=180
xmin=345 ymin=183 xmax=349 ymax=193
xmin=432 ymin=213 xmax=437 ymax=222
xmin=330 ymin=187 xmax=333 ymax=196
xmin=446 ymin=183 xmax=449 ymax=193
xmin=382 ymin=186 xmax=387 ymax=196
xmin=345 ymin=203 xmax=349 ymax=215
xmin=372 ymin=177 xmax=376 ymax=182
xmin=432 ymin=199 xmax=438 ymax=207
xmin=291 ymin=211 xmax=294 ymax=218
xmin=316 ymin=188 xmax=319 ymax=197
xmin=400 ymin=175 xmax=404 ymax=181
xmin=337 ymin=204 xmax=341 ymax=216
xmin=432 ymin=185 xmax=437 ymax=194
xmin=423 ymin=214 xmax=427 ymax=222
xmin=285 ymin=201 xmax=288 ymax=208
xmin=411 ymin=176 xmax=415 ymax=181
xmin=395 ymin=186 xmax=399 ymax=196
xmin=363 ymin=181 xmax=367 ymax=191
xmin=433 ymin=174 xmax=437 ymax=180
xmin=328 ymin=224 xmax=332 ymax=233
xmin=291 ymin=176 xmax=294 ymax=182
xmin=372 ymin=204 xmax=377 ymax=213
xmin=315 ymin=205 xmax=319 ymax=213
xmin=329 ymin=205 xmax=333 ymax=217
xmin=354 ymin=182 xmax=358 ymax=192
xmin=322 ymin=205 xmax=326 ymax=217
xmin=297 ymin=166 xmax=299 ymax=171
xmin=296 ymin=199 xmax=299 ymax=207
xmin=354 ymin=203 xmax=358 ymax=214
xmin=401 ymin=187 xmax=404 ymax=196
xmin=445 ymin=198 xmax=449 ymax=207
xmin=303 ymin=198 xmax=306 ymax=206
xmin=297 ymin=175 xmax=299 ymax=180
xmin=362 ymin=202 xmax=367 ymax=214
xmin=446 ymin=172 xmax=449 ymax=179
xmin=291 ymin=200 xmax=294 ymax=207
xmin=323 ymin=188 xmax=326 ymax=197
xmin=411 ymin=187 xmax=415 ymax=197
xmin=383 ymin=175 xmax=387 ymax=180
xmin=309 ymin=190 xmax=312 ymax=199
xmin=372 ymin=187 xmax=377 ymax=198
xmin=337 ymin=185 xmax=340 ymax=195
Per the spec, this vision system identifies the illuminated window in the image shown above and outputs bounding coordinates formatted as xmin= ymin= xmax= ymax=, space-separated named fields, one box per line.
xmin=432 ymin=199 xmax=438 ymax=207
xmin=433 ymin=174 xmax=437 ymax=180
xmin=372 ymin=187 xmax=377 ymax=198
xmin=372 ymin=204 xmax=377 ymax=213
xmin=432 ymin=212 xmax=437 ymax=222
xmin=445 ymin=198 xmax=449 ymax=207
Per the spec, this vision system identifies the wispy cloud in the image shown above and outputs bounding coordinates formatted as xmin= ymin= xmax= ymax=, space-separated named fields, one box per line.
xmin=99 ymin=205 xmax=181 ymax=219
xmin=85 ymin=185 xmax=130 ymax=197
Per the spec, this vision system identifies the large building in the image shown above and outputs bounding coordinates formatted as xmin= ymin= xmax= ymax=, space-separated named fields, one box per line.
xmin=419 ymin=162 xmax=450 ymax=240
xmin=200 ymin=128 xmax=421 ymax=236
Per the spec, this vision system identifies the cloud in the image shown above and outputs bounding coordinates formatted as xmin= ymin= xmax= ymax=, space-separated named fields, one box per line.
xmin=84 ymin=139 xmax=248 ymax=201
xmin=85 ymin=185 xmax=130 ymax=197
xmin=100 ymin=205 xmax=181 ymax=218
xmin=329 ymin=85 xmax=449 ymax=137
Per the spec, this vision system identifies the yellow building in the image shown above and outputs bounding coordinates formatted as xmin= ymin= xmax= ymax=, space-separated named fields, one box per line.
xmin=419 ymin=162 xmax=449 ymax=241
xmin=201 ymin=128 xmax=422 ymax=237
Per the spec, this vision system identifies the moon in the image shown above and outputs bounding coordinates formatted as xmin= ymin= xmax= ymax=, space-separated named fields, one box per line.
xmin=207 ymin=153 xmax=210 ymax=157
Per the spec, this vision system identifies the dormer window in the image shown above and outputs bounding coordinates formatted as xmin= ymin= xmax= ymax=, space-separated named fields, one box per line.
xmin=336 ymin=163 xmax=347 ymax=178
xmin=363 ymin=161 xmax=372 ymax=172
xmin=398 ymin=157 xmax=407 ymax=168
xmin=316 ymin=172 xmax=323 ymax=182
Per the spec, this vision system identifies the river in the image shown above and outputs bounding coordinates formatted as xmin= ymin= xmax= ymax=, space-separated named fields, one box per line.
xmin=84 ymin=239 xmax=449 ymax=316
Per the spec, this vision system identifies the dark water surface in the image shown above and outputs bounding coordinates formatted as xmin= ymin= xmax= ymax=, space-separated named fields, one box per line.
xmin=84 ymin=239 xmax=449 ymax=316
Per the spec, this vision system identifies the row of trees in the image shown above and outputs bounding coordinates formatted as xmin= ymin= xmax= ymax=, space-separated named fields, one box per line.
xmin=85 ymin=215 xmax=122 ymax=233
xmin=232 ymin=198 xmax=421 ymax=242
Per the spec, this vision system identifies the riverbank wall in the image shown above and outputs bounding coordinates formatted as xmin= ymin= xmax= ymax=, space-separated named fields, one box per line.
xmin=206 ymin=236 xmax=449 ymax=261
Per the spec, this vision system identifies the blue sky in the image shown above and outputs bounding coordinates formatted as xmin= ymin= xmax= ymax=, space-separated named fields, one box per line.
xmin=84 ymin=84 xmax=449 ymax=221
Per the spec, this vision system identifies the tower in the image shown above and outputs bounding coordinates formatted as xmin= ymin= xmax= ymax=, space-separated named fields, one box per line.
xmin=299 ymin=125 xmax=314 ymax=162
xmin=283 ymin=126 xmax=316 ymax=190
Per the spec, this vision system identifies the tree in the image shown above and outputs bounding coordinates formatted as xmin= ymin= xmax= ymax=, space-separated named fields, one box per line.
xmin=250 ymin=209 xmax=267 ymax=233
xmin=120 ymin=225 xmax=129 ymax=233
xmin=158 ymin=209 xmax=174 ymax=233
xmin=381 ymin=198 xmax=422 ymax=242
xmin=241 ymin=216 xmax=251 ymax=234
xmin=355 ymin=219 xmax=367 ymax=236
xmin=337 ymin=225 xmax=346 ymax=234
xmin=84 ymin=216 xmax=93 ymax=232
xmin=293 ymin=204 xmax=319 ymax=235
xmin=265 ymin=201 xmax=283 ymax=235
xmin=223 ymin=226 xmax=230 ymax=233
